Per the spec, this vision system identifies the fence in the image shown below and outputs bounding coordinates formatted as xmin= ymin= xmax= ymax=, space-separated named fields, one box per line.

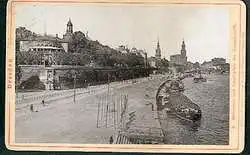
xmin=96 ymin=91 xmax=128 ymax=129
xmin=15 ymin=75 xmax=155 ymax=105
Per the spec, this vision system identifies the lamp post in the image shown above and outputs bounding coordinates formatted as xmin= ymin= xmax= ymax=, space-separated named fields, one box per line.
xmin=73 ymin=71 xmax=76 ymax=104
xmin=72 ymin=53 xmax=77 ymax=104
xmin=139 ymin=50 xmax=148 ymax=76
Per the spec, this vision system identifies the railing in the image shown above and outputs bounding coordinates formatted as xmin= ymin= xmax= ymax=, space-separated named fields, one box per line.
xmin=113 ymin=133 xmax=131 ymax=144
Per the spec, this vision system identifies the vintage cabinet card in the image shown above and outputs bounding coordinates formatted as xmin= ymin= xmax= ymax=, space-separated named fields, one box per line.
xmin=5 ymin=0 xmax=246 ymax=153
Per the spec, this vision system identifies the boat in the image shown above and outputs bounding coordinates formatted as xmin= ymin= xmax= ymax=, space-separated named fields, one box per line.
xmin=156 ymin=80 xmax=202 ymax=122
xmin=168 ymin=92 xmax=202 ymax=122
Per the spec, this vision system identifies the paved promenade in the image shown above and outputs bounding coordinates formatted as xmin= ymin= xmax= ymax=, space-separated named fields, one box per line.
xmin=16 ymin=75 xmax=167 ymax=144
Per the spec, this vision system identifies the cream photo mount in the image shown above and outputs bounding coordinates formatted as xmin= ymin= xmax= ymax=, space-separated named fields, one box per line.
xmin=5 ymin=0 xmax=246 ymax=153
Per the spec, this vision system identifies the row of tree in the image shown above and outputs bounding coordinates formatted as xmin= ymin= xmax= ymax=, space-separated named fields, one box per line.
xmin=55 ymin=68 xmax=151 ymax=90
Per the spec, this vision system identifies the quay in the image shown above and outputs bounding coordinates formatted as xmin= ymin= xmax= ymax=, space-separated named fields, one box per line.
xmin=15 ymin=74 xmax=167 ymax=144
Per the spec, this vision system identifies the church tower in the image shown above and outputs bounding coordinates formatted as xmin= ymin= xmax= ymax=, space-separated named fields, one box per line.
xmin=181 ymin=39 xmax=186 ymax=57
xmin=181 ymin=39 xmax=187 ymax=65
xmin=63 ymin=18 xmax=73 ymax=42
xmin=66 ymin=18 xmax=73 ymax=34
xmin=155 ymin=39 xmax=161 ymax=60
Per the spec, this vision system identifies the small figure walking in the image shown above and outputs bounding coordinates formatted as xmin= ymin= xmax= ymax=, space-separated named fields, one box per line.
xmin=109 ymin=135 xmax=114 ymax=144
xmin=151 ymin=104 xmax=154 ymax=111
xmin=41 ymin=100 xmax=45 ymax=106
xmin=30 ymin=104 xmax=34 ymax=112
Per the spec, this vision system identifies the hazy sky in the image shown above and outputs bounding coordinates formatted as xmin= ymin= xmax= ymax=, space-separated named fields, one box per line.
xmin=15 ymin=3 xmax=229 ymax=63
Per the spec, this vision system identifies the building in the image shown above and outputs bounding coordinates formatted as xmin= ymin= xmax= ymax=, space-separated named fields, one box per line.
xmin=154 ymin=39 xmax=162 ymax=68
xmin=18 ymin=18 xmax=75 ymax=90
xmin=63 ymin=18 xmax=74 ymax=42
xmin=170 ymin=40 xmax=187 ymax=66
xmin=169 ymin=40 xmax=188 ymax=73
xmin=155 ymin=39 xmax=161 ymax=61
xmin=211 ymin=58 xmax=226 ymax=66
xmin=201 ymin=58 xmax=228 ymax=72
xmin=18 ymin=18 xmax=75 ymax=67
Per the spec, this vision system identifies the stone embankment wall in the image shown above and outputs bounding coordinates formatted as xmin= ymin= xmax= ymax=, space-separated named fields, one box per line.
xmin=19 ymin=65 xmax=44 ymax=84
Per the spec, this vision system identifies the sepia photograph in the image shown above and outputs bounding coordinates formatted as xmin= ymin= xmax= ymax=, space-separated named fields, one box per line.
xmin=5 ymin=0 xmax=246 ymax=153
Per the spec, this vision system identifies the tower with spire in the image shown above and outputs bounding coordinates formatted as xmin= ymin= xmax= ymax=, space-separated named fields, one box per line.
xmin=181 ymin=39 xmax=187 ymax=65
xmin=181 ymin=39 xmax=186 ymax=57
xmin=63 ymin=18 xmax=74 ymax=42
xmin=66 ymin=18 xmax=73 ymax=34
xmin=155 ymin=39 xmax=161 ymax=61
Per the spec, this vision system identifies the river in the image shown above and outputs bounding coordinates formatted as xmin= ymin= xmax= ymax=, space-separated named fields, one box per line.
xmin=159 ymin=74 xmax=229 ymax=145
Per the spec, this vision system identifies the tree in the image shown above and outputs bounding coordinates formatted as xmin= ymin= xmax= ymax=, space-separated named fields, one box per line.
xmin=193 ymin=62 xmax=201 ymax=69
xmin=160 ymin=58 xmax=169 ymax=68
xmin=20 ymin=75 xmax=45 ymax=90
xmin=69 ymin=31 xmax=87 ymax=53
xmin=16 ymin=27 xmax=38 ymax=41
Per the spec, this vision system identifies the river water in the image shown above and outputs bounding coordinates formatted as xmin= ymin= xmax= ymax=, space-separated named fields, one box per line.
xmin=159 ymin=74 xmax=229 ymax=145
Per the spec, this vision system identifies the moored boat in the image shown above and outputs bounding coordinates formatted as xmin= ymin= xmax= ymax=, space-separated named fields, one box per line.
xmin=156 ymin=80 xmax=202 ymax=122
xmin=168 ymin=92 xmax=202 ymax=122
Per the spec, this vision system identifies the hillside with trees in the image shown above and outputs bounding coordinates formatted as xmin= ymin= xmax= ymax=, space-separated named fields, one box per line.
xmin=15 ymin=27 xmax=149 ymax=90
xmin=16 ymin=28 xmax=145 ymax=68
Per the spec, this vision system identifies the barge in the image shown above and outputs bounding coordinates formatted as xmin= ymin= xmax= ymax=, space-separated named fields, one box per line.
xmin=156 ymin=80 xmax=202 ymax=122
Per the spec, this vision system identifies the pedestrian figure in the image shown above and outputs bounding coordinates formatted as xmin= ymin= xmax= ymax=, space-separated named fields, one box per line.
xmin=151 ymin=104 xmax=154 ymax=111
xmin=109 ymin=135 xmax=114 ymax=144
xmin=30 ymin=104 xmax=34 ymax=112
xmin=41 ymin=100 xmax=45 ymax=106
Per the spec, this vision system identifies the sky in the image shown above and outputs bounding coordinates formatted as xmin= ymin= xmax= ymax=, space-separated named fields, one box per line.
xmin=14 ymin=3 xmax=230 ymax=63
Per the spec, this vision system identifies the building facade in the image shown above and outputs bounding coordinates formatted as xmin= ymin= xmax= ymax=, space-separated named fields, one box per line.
xmin=169 ymin=40 xmax=188 ymax=73
xmin=18 ymin=18 xmax=75 ymax=90
xmin=201 ymin=58 xmax=228 ymax=72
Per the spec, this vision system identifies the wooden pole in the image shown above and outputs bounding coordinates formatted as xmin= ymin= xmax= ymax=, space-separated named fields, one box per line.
xmin=116 ymin=95 xmax=119 ymax=129
xmin=105 ymin=93 xmax=108 ymax=128
xmin=100 ymin=95 xmax=103 ymax=127
xmin=113 ymin=94 xmax=116 ymax=129
xmin=120 ymin=94 xmax=123 ymax=131
xmin=73 ymin=72 xmax=76 ymax=104
xmin=97 ymin=96 xmax=100 ymax=128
